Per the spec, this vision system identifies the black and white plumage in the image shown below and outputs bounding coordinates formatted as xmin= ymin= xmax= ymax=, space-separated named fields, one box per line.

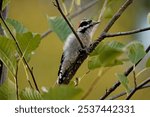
xmin=57 ymin=19 xmax=99 ymax=84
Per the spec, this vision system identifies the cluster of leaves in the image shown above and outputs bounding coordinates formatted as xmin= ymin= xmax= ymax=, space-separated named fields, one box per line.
xmin=0 ymin=79 xmax=82 ymax=100
xmin=0 ymin=18 xmax=41 ymax=77
xmin=20 ymin=86 xmax=81 ymax=100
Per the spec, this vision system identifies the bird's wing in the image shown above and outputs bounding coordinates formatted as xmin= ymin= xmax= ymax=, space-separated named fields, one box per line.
xmin=58 ymin=53 xmax=64 ymax=76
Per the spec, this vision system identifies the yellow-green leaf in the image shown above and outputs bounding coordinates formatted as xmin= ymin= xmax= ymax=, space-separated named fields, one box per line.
xmin=2 ymin=0 xmax=10 ymax=10
xmin=47 ymin=16 xmax=72 ymax=42
xmin=20 ymin=88 xmax=42 ymax=100
xmin=6 ymin=18 xmax=28 ymax=33
xmin=126 ymin=41 xmax=146 ymax=64
xmin=116 ymin=73 xmax=130 ymax=94
xmin=88 ymin=41 xmax=124 ymax=69
xmin=16 ymin=32 xmax=41 ymax=62
xmin=0 ymin=36 xmax=17 ymax=75
xmin=0 ymin=79 xmax=16 ymax=100
xmin=42 ymin=86 xmax=82 ymax=100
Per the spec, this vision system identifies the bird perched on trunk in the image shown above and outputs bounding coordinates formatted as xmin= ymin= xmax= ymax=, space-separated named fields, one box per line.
xmin=57 ymin=19 xmax=99 ymax=84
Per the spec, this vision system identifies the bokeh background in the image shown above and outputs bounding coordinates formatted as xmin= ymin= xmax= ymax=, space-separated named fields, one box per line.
xmin=8 ymin=0 xmax=150 ymax=99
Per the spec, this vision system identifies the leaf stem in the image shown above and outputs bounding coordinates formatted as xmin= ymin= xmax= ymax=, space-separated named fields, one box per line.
xmin=133 ymin=64 xmax=137 ymax=88
xmin=15 ymin=60 xmax=19 ymax=100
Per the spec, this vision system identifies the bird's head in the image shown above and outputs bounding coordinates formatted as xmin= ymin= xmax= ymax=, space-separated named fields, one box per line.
xmin=77 ymin=19 xmax=99 ymax=37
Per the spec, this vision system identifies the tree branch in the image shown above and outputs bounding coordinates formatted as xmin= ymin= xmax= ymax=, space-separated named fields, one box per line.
xmin=54 ymin=0 xmax=84 ymax=49
xmin=126 ymin=77 xmax=150 ymax=100
xmin=105 ymin=27 xmax=150 ymax=37
xmin=108 ymin=84 xmax=150 ymax=100
xmin=61 ymin=0 xmax=134 ymax=84
xmin=100 ymin=44 xmax=150 ymax=100
xmin=41 ymin=29 xmax=52 ymax=39
xmin=41 ymin=0 xmax=98 ymax=39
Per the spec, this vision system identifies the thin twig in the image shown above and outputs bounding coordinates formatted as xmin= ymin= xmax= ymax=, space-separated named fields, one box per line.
xmin=105 ymin=27 xmax=150 ymax=37
xmin=126 ymin=77 xmax=150 ymax=100
xmin=0 ymin=14 xmax=40 ymax=92
xmin=133 ymin=65 xmax=137 ymax=88
xmin=15 ymin=60 xmax=19 ymax=100
xmin=23 ymin=62 xmax=34 ymax=89
xmin=92 ymin=0 xmax=108 ymax=37
xmin=74 ymin=70 xmax=90 ymax=87
xmin=41 ymin=0 xmax=98 ymax=39
xmin=41 ymin=29 xmax=52 ymax=39
xmin=108 ymin=84 xmax=150 ymax=100
xmin=100 ymin=44 xmax=150 ymax=100
xmin=54 ymin=0 xmax=84 ymax=49
xmin=68 ymin=0 xmax=75 ymax=14
xmin=98 ymin=0 xmax=108 ymax=22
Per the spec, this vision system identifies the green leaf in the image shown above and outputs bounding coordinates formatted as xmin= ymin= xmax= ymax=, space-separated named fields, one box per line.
xmin=0 ymin=79 xmax=17 ymax=100
xmin=2 ymin=0 xmax=10 ymax=10
xmin=116 ymin=73 xmax=130 ymax=94
xmin=88 ymin=41 xmax=124 ymax=69
xmin=90 ymin=41 xmax=124 ymax=56
xmin=42 ymin=86 xmax=82 ymax=100
xmin=126 ymin=41 xmax=146 ymax=64
xmin=0 ymin=36 xmax=17 ymax=75
xmin=20 ymin=88 xmax=42 ymax=100
xmin=47 ymin=16 xmax=72 ymax=42
xmin=16 ymin=32 xmax=41 ymax=62
xmin=146 ymin=58 xmax=150 ymax=67
xmin=6 ymin=18 xmax=28 ymax=33
xmin=147 ymin=12 xmax=150 ymax=24
xmin=0 ymin=19 xmax=17 ymax=39
xmin=88 ymin=56 xmax=102 ymax=70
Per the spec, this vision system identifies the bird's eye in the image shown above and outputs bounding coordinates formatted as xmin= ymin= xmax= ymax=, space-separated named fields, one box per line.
xmin=79 ymin=21 xmax=88 ymax=27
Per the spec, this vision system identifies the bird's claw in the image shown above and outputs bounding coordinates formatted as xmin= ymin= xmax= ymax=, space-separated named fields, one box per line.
xmin=79 ymin=47 xmax=90 ymax=55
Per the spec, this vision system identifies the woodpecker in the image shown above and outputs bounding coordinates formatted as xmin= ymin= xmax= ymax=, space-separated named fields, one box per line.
xmin=57 ymin=19 xmax=99 ymax=84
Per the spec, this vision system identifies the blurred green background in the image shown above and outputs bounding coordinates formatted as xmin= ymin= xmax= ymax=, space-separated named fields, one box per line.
xmin=8 ymin=0 xmax=150 ymax=99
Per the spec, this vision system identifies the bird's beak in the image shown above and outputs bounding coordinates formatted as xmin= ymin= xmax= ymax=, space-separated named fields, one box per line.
xmin=92 ymin=21 xmax=100 ymax=26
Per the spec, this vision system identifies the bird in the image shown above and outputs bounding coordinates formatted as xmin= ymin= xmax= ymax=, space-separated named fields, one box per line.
xmin=57 ymin=19 xmax=99 ymax=84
